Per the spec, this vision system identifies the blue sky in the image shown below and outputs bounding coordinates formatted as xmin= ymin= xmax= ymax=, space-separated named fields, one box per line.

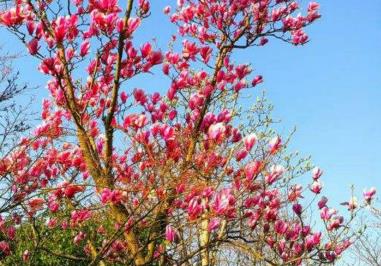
xmin=1 ymin=0 xmax=380 ymax=203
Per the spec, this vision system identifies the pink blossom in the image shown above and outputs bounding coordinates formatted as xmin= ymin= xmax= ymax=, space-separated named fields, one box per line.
xmin=120 ymin=91 xmax=128 ymax=103
xmin=305 ymin=232 xmax=321 ymax=251
xmin=208 ymin=218 xmax=221 ymax=232
xmin=127 ymin=17 xmax=141 ymax=35
xmin=182 ymin=40 xmax=199 ymax=60
xmin=133 ymin=88 xmax=147 ymax=105
xmin=7 ymin=226 xmax=15 ymax=240
xmin=208 ymin=123 xmax=226 ymax=141
xmin=251 ymin=75 xmax=263 ymax=87
xmin=274 ymin=220 xmax=288 ymax=235
xmin=141 ymin=42 xmax=152 ymax=58
xmin=165 ymin=224 xmax=177 ymax=242
xmin=244 ymin=133 xmax=257 ymax=151
xmin=212 ymin=189 xmax=236 ymax=217
xmin=0 ymin=241 xmax=10 ymax=256
xmin=288 ymin=185 xmax=303 ymax=202
xmin=328 ymin=216 xmax=344 ymax=231
xmin=187 ymin=197 xmax=205 ymax=220
xmin=163 ymin=6 xmax=171 ymax=15
xmin=0 ymin=7 xmax=24 ymax=27
xmin=292 ymin=203 xmax=302 ymax=216
xmin=23 ymin=250 xmax=30 ymax=262
xmin=168 ymin=110 xmax=177 ymax=120
xmin=71 ymin=209 xmax=92 ymax=224
xmin=74 ymin=231 xmax=86 ymax=245
xmin=266 ymin=165 xmax=285 ymax=185
xmin=26 ymin=21 xmax=35 ymax=35
xmin=64 ymin=184 xmax=84 ymax=198
xmin=259 ymin=37 xmax=269 ymax=46
xmin=310 ymin=180 xmax=322 ymax=194
xmin=318 ymin=196 xmax=328 ymax=209
xmin=235 ymin=149 xmax=248 ymax=161
xmin=348 ymin=197 xmax=358 ymax=210
xmin=244 ymin=161 xmax=262 ymax=181
xmin=312 ymin=167 xmax=323 ymax=180
xmin=363 ymin=187 xmax=376 ymax=203
xmin=28 ymin=198 xmax=45 ymax=211
xmin=320 ymin=207 xmax=336 ymax=221
xmin=80 ymin=39 xmax=90 ymax=56
xmin=269 ymin=136 xmax=282 ymax=154
xmin=27 ymin=39 xmax=39 ymax=55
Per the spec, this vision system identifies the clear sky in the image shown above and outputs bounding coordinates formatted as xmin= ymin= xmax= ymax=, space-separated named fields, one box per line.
xmin=1 ymin=0 xmax=380 ymax=204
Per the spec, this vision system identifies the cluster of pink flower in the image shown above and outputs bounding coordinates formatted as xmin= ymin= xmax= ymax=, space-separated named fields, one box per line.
xmin=0 ymin=0 xmax=376 ymax=265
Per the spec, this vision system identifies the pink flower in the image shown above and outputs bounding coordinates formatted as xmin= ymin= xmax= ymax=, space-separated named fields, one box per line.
xmin=208 ymin=123 xmax=226 ymax=141
xmin=200 ymin=46 xmax=212 ymax=63
xmin=288 ymin=185 xmax=303 ymax=202
xmin=0 ymin=7 xmax=24 ymax=27
xmin=64 ymin=184 xmax=84 ymax=198
xmin=80 ymin=39 xmax=90 ymax=56
xmin=133 ymin=88 xmax=147 ymax=105
xmin=127 ymin=17 xmax=141 ymax=35
xmin=312 ymin=167 xmax=323 ymax=180
xmin=328 ymin=216 xmax=344 ymax=231
xmin=308 ymin=2 xmax=320 ymax=12
xmin=274 ymin=220 xmax=288 ymax=235
xmin=244 ymin=161 xmax=262 ymax=181
xmin=348 ymin=197 xmax=358 ymax=210
xmin=101 ymin=188 xmax=112 ymax=203
xmin=7 ymin=226 xmax=15 ymax=240
xmin=162 ymin=63 xmax=170 ymax=75
xmin=165 ymin=224 xmax=177 ymax=242
xmin=53 ymin=17 xmax=68 ymax=43
xmin=0 ymin=241 xmax=10 ymax=256
xmin=141 ymin=42 xmax=152 ymax=58
xmin=259 ymin=37 xmax=268 ymax=46
xmin=305 ymin=232 xmax=321 ymax=251
xmin=187 ymin=197 xmax=205 ymax=220
xmin=163 ymin=6 xmax=171 ymax=14
xmin=307 ymin=2 xmax=321 ymax=23
xmin=292 ymin=203 xmax=302 ymax=216
xmin=235 ymin=149 xmax=248 ymax=161
xmin=182 ymin=40 xmax=199 ymax=59
xmin=244 ymin=133 xmax=257 ymax=151
xmin=74 ymin=231 xmax=86 ymax=245
xmin=310 ymin=180 xmax=322 ymax=194
xmin=120 ymin=91 xmax=128 ymax=103
xmin=28 ymin=198 xmax=45 ymax=211
xmin=26 ymin=21 xmax=35 ymax=35
xmin=168 ymin=110 xmax=177 ymax=120
xmin=208 ymin=218 xmax=221 ymax=232
xmin=363 ymin=187 xmax=376 ymax=203
xmin=292 ymin=29 xmax=309 ymax=45
xmin=320 ymin=207 xmax=336 ymax=221
xmin=23 ymin=250 xmax=30 ymax=262
xmin=48 ymin=201 xmax=60 ymax=212
xmin=252 ymin=75 xmax=263 ymax=87
xmin=27 ymin=39 xmax=39 ymax=55
xmin=71 ymin=209 xmax=92 ymax=224
xmin=266 ymin=165 xmax=285 ymax=185
xmin=269 ymin=136 xmax=282 ymax=154
xmin=212 ymin=189 xmax=236 ymax=216
xmin=318 ymin=196 xmax=328 ymax=209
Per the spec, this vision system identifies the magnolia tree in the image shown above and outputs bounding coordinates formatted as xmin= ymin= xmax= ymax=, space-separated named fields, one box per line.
xmin=0 ymin=0 xmax=377 ymax=265
xmin=347 ymin=201 xmax=381 ymax=266
xmin=0 ymin=48 xmax=31 ymax=217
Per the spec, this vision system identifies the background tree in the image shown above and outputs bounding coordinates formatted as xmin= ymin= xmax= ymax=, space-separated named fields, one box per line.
xmin=0 ymin=47 xmax=34 ymax=260
xmin=346 ymin=199 xmax=381 ymax=266
xmin=0 ymin=0 xmax=376 ymax=265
